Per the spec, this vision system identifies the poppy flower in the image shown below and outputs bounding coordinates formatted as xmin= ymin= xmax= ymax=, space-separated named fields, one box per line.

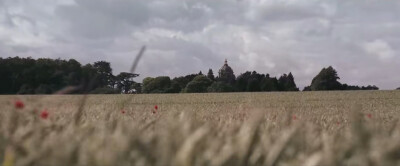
xmin=292 ymin=115 xmax=297 ymax=120
xmin=14 ymin=100 xmax=24 ymax=109
xmin=40 ymin=110 xmax=49 ymax=119
xmin=367 ymin=114 xmax=372 ymax=119
xmin=154 ymin=105 xmax=158 ymax=110
xmin=121 ymin=110 xmax=126 ymax=114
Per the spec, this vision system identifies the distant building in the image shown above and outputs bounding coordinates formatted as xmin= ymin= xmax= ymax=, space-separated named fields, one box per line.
xmin=218 ymin=59 xmax=235 ymax=84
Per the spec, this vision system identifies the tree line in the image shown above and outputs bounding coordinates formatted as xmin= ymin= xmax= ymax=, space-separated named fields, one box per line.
xmin=142 ymin=67 xmax=379 ymax=93
xmin=142 ymin=70 xmax=299 ymax=93
xmin=0 ymin=57 xmax=139 ymax=94
xmin=0 ymin=57 xmax=381 ymax=94
xmin=303 ymin=66 xmax=379 ymax=91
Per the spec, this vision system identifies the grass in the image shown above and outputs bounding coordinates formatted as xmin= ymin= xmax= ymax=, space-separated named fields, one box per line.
xmin=1 ymin=90 xmax=400 ymax=166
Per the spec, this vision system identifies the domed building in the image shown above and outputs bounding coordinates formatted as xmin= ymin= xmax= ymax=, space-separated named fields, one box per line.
xmin=218 ymin=59 xmax=235 ymax=84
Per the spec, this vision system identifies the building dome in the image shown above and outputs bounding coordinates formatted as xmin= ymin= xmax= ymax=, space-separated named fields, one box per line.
xmin=219 ymin=59 xmax=233 ymax=74
xmin=218 ymin=59 xmax=235 ymax=84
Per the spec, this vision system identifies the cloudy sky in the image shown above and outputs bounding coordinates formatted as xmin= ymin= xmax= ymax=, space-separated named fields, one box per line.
xmin=0 ymin=0 xmax=399 ymax=89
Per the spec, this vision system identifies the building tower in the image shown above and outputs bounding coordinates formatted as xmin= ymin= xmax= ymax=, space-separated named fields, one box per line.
xmin=218 ymin=59 xmax=235 ymax=84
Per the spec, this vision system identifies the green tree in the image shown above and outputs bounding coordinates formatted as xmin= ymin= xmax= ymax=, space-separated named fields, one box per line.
xmin=278 ymin=73 xmax=299 ymax=91
xmin=0 ymin=57 xmax=125 ymax=94
xmin=247 ymin=78 xmax=261 ymax=92
xmin=93 ymin=61 xmax=114 ymax=88
xmin=115 ymin=72 xmax=139 ymax=94
xmin=142 ymin=77 xmax=155 ymax=93
xmin=171 ymin=74 xmax=199 ymax=92
xmin=207 ymin=82 xmax=235 ymax=92
xmin=340 ymin=83 xmax=379 ymax=91
xmin=0 ymin=57 xmax=13 ymax=93
xmin=81 ymin=64 xmax=100 ymax=92
xmin=260 ymin=75 xmax=279 ymax=91
xmin=309 ymin=66 xmax=342 ymax=91
xmin=0 ymin=57 xmax=36 ymax=93
xmin=62 ymin=59 xmax=82 ymax=86
xmin=184 ymin=75 xmax=212 ymax=93
xmin=361 ymin=85 xmax=379 ymax=90
xmin=248 ymin=71 xmax=265 ymax=92
xmin=131 ymin=82 xmax=142 ymax=93
xmin=207 ymin=69 xmax=215 ymax=81
xmin=235 ymin=71 xmax=252 ymax=92
xmin=303 ymin=86 xmax=311 ymax=91
xmin=142 ymin=76 xmax=171 ymax=93
xmin=234 ymin=71 xmax=265 ymax=92
xmin=165 ymin=82 xmax=181 ymax=93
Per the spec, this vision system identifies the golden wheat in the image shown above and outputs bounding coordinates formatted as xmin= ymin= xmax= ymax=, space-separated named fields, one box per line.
xmin=1 ymin=90 xmax=400 ymax=166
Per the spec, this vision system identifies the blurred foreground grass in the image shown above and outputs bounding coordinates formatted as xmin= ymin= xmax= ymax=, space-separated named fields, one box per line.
xmin=1 ymin=90 xmax=400 ymax=166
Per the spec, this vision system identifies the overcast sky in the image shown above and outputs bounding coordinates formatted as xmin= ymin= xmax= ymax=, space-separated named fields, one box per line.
xmin=0 ymin=0 xmax=399 ymax=89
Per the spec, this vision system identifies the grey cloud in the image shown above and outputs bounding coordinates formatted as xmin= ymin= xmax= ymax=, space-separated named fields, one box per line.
xmin=0 ymin=0 xmax=399 ymax=89
xmin=56 ymin=4 xmax=135 ymax=39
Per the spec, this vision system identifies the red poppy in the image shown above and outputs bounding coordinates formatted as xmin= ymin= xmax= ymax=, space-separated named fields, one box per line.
xmin=121 ymin=110 xmax=126 ymax=114
xmin=292 ymin=115 xmax=297 ymax=120
xmin=40 ymin=110 xmax=49 ymax=119
xmin=14 ymin=100 xmax=24 ymax=109
xmin=367 ymin=114 xmax=372 ymax=119
xmin=154 ymin=105 xmax=158 ymax=110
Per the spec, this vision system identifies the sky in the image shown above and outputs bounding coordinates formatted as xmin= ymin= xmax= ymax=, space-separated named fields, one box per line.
xmin=0 ymin=0 xmax=399 ymax=89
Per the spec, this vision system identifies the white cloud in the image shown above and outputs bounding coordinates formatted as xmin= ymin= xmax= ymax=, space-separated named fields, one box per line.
xmin=362 ymin=39 xmax=395 ymax=61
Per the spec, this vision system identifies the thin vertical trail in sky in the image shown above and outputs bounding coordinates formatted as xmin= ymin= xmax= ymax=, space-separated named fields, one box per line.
xmin=130 ymin=46 xmax=146 ymax=74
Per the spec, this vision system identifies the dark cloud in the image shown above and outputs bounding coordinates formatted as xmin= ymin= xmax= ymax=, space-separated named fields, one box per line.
xmin=0 ymin=0 xmax=399 ymax=89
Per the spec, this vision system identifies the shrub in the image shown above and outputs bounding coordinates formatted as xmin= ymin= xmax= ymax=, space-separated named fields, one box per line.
xmin=207 ymin=82 xmax=235 ymax=92
xmin=184 ymin=75 xmax=212 ymax=93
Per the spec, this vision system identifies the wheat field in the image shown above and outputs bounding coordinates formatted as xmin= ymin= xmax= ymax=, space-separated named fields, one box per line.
xmin=1 ymin=90 xmax=400 ymax=166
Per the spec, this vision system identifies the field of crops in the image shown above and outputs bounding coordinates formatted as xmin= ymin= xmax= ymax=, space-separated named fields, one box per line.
xmin=1 ymin=90 xmax=400 ymax=166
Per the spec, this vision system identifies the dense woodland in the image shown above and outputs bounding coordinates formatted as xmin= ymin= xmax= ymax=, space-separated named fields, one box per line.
xmin=0 ymin=57 xmax=380 ymax=94
xmin=0 ymin=57 xmax=138 ymax=94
